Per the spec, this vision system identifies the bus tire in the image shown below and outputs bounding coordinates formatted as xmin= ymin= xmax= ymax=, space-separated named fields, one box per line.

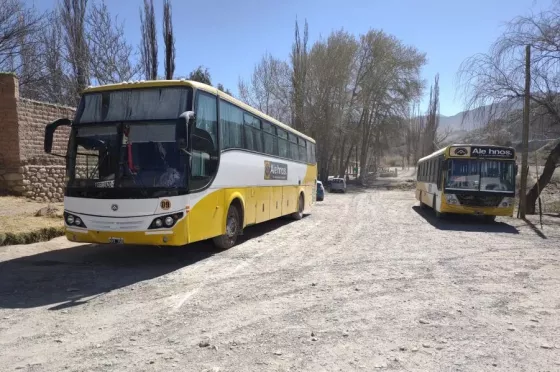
xmin=213 ymin=204 xmax=241 ymax=249
xmin=291 ymin=193 xmax=304 ymax=220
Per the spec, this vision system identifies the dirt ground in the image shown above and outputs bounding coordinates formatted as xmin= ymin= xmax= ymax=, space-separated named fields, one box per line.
xmin=0 ymin=197 xmax=63 ymax=235
xmin=1 ymin=177 xmax=559 ymax=371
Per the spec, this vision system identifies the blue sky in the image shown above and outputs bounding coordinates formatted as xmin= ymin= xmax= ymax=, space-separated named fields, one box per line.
xmin=27 ymin=0 xmax=551 ymax=116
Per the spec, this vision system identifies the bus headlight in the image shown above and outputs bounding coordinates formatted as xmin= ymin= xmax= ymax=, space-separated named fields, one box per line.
xmin=500 ymin=197 xmax=514 ymax=207
xmin=445 ymin=194 xmax=460 ymax=205
xmin=164 ymin=216 xmax=174 ymax=227
xmin=64 ymin=212 xmax=87 ymax=228
xmin=149 ymin=212 xmax=184 ymax=229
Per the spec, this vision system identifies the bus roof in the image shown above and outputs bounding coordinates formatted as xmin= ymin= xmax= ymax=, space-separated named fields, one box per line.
xmin=82 ymin=80 xmax=315 ymax=143
xmin=418 ymin=144 xmax=516 ymax=163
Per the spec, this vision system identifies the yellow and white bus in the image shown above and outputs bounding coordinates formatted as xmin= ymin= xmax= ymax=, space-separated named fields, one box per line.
xmin=44 ymin=80 xmax=317 ymax=248
xmin=415 ymin=144 xmax=517 ymax=222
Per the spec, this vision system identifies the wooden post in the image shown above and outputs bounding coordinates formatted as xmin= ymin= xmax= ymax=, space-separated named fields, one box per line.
xmin=519 ymin=45 xmax=531 ymax=219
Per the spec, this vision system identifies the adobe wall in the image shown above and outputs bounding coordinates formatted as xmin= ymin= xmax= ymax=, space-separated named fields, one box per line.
xmin=0 ymin=73 xmax=75 ymax=201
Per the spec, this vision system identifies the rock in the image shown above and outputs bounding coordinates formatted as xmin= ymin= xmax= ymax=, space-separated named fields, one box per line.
xmin=199 ymin=341 xmax=210 ymax=348
xmin=541 ymin=344 xmax=553 ymax=349
xmin=399 ymin=346 xmax=406 ymax=351
xmin=311 ymin=283 xmax=317 ymax=287
xmin=422 ymin=343 xmax=431 ymax=348
xmin=54 ymin=339 xmax=63 ymax=343
xmin=411 ymin=347 xmax=419 ymax=352
xmin=311 ymin=337 xmax=318 ymax=342
xmin=273 ymin=351 xmax=282 ymax=356
xmin=342 ymin=331 xmax=349 ymax=337
xmin=530 ymin=318 xmax=539 ymax=323
xmin=507 ymin=327 xmax=515 ymax=331
xmin=419 ymin=319 xmax=430 ymax=324
xmin=35 ymin=205 xmax=60 ymax=217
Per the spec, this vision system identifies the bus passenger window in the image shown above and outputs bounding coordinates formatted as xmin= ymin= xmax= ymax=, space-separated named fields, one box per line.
xmin=220 ymin=100 xmax=243 ymax=149
xmin=191 ymin=92 xmax=218 ymax=190
xmin=277 ymin=129 xmax=288 ymax=158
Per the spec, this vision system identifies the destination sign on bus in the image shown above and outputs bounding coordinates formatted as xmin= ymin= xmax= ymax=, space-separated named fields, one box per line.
xmin=450 ymin=146 xmax=514 ymax=159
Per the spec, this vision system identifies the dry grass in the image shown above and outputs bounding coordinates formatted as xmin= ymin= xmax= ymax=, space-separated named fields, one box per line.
xmin=0 ymin=197 xmax=65 ymax=246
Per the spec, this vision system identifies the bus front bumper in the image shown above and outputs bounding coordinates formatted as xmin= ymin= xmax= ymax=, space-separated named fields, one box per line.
xmin=64 ymin=218 xmax=189 ymax=246
xmin=441 ymin=203 xmax=514 ymax=217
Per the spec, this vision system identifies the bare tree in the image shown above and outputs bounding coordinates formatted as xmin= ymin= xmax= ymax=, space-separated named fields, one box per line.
xmin=162 ymin=0 xmax=175 ymax=80
xmin=0 ymin=0 xmax=46 ymax=92
xmin=39 ymin=18 xmax=69 ymax=104
xmin=423 ymin=74 xmax=440 ymax=155
xmin=238 ymin=53 xmax=292 ymax=123
xmin=458 ymin=2 xmax=560 ymax=214
xmin=60 ymin=0 xmax=90 ymax=104
xmin=87 ymin=1 xmax=140 ymax=85
xmin=139 ymin=0 xmax=158 ymax=80
xmin=291 ymin=18 xmax=308 ymax=132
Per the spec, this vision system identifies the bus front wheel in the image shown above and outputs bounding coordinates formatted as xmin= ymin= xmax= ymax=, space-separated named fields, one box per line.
xmin=213 ymin=204 xmax=241 ymax=249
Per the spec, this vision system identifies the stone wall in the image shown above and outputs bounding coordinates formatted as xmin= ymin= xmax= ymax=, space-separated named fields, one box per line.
xmin=0 ymin=73 xmax=75 ymax=201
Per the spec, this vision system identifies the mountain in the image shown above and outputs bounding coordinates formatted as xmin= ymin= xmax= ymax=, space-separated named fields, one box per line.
xmin=439 ymin=99 xmax=524 ymax=133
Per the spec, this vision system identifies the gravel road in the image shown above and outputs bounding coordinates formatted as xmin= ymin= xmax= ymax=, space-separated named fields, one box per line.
xmin=1 ymin=185 xmax=559 ymax=371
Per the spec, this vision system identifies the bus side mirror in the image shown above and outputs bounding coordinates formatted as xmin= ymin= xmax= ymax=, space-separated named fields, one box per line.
xmin=45 ymin=118 xmax=71 ymax=154
xmin=176 ymin=111 xmax=195 ymax=149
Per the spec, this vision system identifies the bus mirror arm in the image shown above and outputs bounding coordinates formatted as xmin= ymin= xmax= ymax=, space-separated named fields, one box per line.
xmin=176 ymin=111 xmax=196 ymax=150
xmin=44 ymin=118 xmax=72 ymax=155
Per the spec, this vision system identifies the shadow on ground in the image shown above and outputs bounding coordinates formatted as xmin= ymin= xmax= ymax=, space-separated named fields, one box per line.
xmin=0 ymin=217 xmax=295 ymax=310
xmin=412 ymin=205 xmax=520 ymax=234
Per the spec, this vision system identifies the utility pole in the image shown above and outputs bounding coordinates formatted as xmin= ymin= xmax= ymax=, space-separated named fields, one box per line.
xmin=519 ymin=44 xmax=531 ymax=219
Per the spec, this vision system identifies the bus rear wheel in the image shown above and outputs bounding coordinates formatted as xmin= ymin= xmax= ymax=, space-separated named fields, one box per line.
xmin=213 ymin=205 xmax=241 ymax=249
xmin=292 ymin=193 xmax=304 ymax=220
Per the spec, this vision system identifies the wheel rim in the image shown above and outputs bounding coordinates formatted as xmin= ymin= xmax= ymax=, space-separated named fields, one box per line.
xmin=226 ymin=213 xmax=237 ymax=239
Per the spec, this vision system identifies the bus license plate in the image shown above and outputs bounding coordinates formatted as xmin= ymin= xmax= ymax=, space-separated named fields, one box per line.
xmin=109 ymin=237 xmax=124 ymax=244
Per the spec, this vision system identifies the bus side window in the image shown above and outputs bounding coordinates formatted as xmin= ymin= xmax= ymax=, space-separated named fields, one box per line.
xmin=191 ymin=92 xmax=218 ymax=190
xmin=219 ymin=100 xmax=243 ymax=149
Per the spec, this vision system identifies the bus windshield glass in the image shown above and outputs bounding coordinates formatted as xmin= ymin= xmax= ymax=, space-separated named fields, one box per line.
xmin=446 ymin=159 xmax=515 ymax=193
xmin=76 ymin=87 xmax=189 ymax=123
xmin=70 ymin=122 xmax=185 ymax=189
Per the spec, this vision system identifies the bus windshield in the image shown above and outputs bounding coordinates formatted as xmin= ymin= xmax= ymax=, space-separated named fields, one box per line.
xmin=446 ymin=159 xmax=515 ymax=193
xmin=69 ymin=122 xmax=185 ymax=189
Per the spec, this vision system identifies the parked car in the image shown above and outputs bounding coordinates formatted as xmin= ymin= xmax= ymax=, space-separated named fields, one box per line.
xmin=329 ymin=177 xmax=346 ymax=193
xmin=316 ymin=180 xmax=325 ymax=201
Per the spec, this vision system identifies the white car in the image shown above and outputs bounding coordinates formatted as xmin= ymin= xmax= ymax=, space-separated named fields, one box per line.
xmin=329 ymin=177 xmax=346 ymax=193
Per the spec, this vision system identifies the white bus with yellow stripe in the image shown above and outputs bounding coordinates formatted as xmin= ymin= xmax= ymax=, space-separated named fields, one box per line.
xmin=415 ymin=144 xmax=517 ymax=222
xmin=44 ymin=80 xmax=317 ymax=248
